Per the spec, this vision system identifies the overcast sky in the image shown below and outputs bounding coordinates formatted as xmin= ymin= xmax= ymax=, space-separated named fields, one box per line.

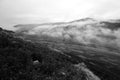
xmin=0 ymin=0 xmax=120 ymax=30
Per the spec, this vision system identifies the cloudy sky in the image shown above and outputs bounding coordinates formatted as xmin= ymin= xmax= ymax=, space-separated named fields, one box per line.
xmin=0 ymin=0 xmax=120 ymax=30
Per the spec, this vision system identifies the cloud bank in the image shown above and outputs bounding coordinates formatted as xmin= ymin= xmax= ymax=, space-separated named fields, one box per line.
xmin=15 ymin=19 xmax=120 ymax=52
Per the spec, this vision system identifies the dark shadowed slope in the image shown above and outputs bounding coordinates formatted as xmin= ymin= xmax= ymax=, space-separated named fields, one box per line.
xmin=0 ymin=27 xmax=101 ymax=80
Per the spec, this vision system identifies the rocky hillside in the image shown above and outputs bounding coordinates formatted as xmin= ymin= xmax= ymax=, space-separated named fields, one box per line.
xmin=0 ymin=27 xmax=102 ymax=80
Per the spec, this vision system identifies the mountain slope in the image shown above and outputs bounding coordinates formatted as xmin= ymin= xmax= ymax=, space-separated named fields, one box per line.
xmin=0 ymin=27 xmax=102 ymax=80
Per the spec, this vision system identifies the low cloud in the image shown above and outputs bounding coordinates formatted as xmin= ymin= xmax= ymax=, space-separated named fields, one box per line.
xmin=15 ymin=20 xmax=120 ymax=52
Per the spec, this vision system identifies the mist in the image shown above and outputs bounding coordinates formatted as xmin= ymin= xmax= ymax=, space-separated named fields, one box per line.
xmin=15 ymin=19 xmax=120 ymax=52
